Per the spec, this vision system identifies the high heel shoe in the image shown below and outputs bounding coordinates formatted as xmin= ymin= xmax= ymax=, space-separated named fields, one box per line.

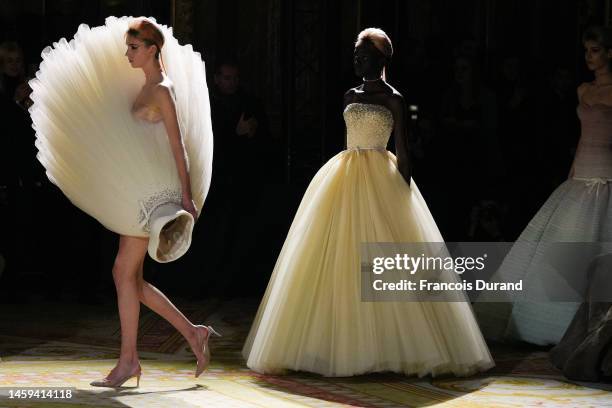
xmin=90 ymin=367 xmax=142 ymax=388
xmin=194 ymin=325 xmax=221 ymax=377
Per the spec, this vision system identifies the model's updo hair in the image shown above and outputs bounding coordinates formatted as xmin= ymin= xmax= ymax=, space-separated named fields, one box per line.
xmin=126 ymin=18 xmax=165 ymax=59
xmin=355 ymin=28 xmax=393 ymax=59
xmin=355 ymin=28 xmax=393 ymax=79
xmin=583 ymin=26 xmax=612 ymax=71
xmin=583 ymin=26 xmax=612 ymax=49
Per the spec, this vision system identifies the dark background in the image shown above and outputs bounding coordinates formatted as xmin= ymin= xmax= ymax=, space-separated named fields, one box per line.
xmin=0 ymin=0 xmax=606 ymax=303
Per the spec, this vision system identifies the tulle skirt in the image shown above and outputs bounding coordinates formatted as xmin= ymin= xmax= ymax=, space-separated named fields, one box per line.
xmin=243 ymin=149 xmax=494 ymax=377
xmin=474 ymin=178 xmax=612 ymax=345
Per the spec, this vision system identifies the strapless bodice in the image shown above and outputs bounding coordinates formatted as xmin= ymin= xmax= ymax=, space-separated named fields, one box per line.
xmin=343 ymin=103 xmax=394 ymax=150
xmin=132 ymin=104 xmax=163 ymax=123
xmin=575 ymin=103 xmax=612 ymax=179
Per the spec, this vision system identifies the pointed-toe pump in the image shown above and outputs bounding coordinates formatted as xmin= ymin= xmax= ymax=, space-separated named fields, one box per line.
xmin=90 ymin=367 xmax=142 ymax=388
xmin=195 ymin=325 xmax=221 ymax=377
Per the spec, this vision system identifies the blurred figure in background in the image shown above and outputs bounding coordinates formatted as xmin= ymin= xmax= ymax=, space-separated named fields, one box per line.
xmin=0 ymin=41 xmax=37 ymax=298
xmin=0 ymin=41 xmax=101 ymax=302
xmin=495 ymin=51 xmax=539 ymax=238
xmin=205 ymin=57 xmax=271 ymax=297
xmin=436 ymin=54 xmax=501 ymax=240
xmin=536 ymin=65 xmax=580 ymax=192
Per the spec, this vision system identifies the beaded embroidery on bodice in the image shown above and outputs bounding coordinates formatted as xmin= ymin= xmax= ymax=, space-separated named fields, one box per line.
xmin=343 ymin=103 xmax=394 ymax=150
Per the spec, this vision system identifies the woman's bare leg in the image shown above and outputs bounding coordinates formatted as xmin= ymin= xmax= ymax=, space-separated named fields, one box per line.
xmin=134 ymin=256 xmax=205 ymax=363
xmin=104 ymin=235 xmax=148 ymax=381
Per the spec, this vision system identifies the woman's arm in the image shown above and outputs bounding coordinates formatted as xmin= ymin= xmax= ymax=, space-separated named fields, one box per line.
xmin=389 ymin=94 xmax=412 ymax=186
xmin=156 ymin=85 xmax=197 ymax=219
xmin=569 ymin=83 xmax=589 ymax=179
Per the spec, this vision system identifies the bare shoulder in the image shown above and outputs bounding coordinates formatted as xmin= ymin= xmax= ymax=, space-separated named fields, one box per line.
xmin=601 ymin=85 xmax=612 ymax=106
xmin=153 ymin=81 xmax=176 ymax=107
xmin=578 ymin=81 xmax=591 ymax=90
xmin=386 ymin=83 xmax=403 ymax=99
xmin=343 ymin=87 xmax=358 ymax=107
xmin=344 ymin=87 xmax=359 ymax=96
xmin=385 ymin=92 xmax=406 ymax=114
xmin=577 ymin=82 xmax=591 ymax=99
xmin=387 ymin=91 xmax=404 ymax=104
xmin=344 ymin=87 xmax=357 ymax=99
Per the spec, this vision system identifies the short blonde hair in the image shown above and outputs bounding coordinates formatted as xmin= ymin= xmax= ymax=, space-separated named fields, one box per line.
xmin=355 ymin=28 xmax=393 ymax=59
xmin=126 ymin=18 xmax=165 ymax=59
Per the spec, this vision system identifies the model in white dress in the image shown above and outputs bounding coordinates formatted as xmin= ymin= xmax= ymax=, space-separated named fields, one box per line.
xmin=474 ymin=29 xmax=612 ymax=346
xmin=30 ymin=16 xmax=213 ymax=262
xmin=29 ymin=16 xmax=219 ymax=387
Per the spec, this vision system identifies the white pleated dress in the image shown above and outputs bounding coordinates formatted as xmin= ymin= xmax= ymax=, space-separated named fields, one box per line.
xmin=475 ymin=101 xmax=612 ymax=345
xmin=29 ymin=16 xmax=213 ymax=262
xmin=243 ymin=103 xmax=494 ymax=377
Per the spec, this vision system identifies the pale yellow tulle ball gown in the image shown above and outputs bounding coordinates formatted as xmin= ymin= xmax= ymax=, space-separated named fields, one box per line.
xmin=242 ymin=102 xmax=494 ymax=377
xmin=29 ymin=16 xmax=213 ymax=262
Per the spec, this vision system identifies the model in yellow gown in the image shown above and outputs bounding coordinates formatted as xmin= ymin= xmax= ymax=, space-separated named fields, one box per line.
xmin=243 ymin=103 xmax=497 ymax=378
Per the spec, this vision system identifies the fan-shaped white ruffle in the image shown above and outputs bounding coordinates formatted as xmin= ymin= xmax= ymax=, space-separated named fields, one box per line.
xmin=29 ymin=16 xmax=213 ymax=262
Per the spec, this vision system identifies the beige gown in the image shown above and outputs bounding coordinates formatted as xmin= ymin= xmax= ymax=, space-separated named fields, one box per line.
xmin=243 ymin=102 xmax=494 ymax=377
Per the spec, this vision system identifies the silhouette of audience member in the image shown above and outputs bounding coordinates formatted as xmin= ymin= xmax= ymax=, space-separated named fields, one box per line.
xmin=536 ymin=65 xmax=580 ymax=191
xmin=0 ymin=41 xmax=65 ymax=301
xmin=204 ymin=57 xmax=271 ymax=297
xmin=497 ymin=53 xmax=534 ymax=174
xmin=0 ymin=41 xmax=33 ymax=189
xmin=495 ymin=52 xmax=540 ymax=238
xmin=435 ymin=54 xmax=501 ymax=241
xmin=0 ymin=42 xmax=99 ymax=302
xmin=468 ymin=199 xmax=507 ymax=241
xmin=0 ymin=41 xmax=35 ymax=297
xmin=396 ymin=37 xmax=444 ymax=187
xmin=211 ymin=58 xmax=271 ymax=185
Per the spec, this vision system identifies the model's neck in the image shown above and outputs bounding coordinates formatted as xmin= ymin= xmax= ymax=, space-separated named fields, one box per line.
xmin=143 ymin=61 xmax=163 ymax=85
xmin=362 ymin=75 xmax=384 ymax=92
xmin=594 ymin=69 xmax=612 ymax=83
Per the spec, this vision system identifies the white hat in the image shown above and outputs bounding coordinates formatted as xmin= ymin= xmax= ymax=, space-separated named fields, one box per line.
xmin=147 ymin=202 xmax=194 ymax=263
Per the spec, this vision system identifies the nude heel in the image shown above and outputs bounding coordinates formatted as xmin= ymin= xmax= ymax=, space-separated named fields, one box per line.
xmin=90 ymin=367 xmax=142 ymax=388
xmin=195 ymin=325 xmax=222 ymax=377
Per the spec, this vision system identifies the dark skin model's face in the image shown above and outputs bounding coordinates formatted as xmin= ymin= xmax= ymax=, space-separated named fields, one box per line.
xmin=353 ymin=42 xmax=385 ymax=79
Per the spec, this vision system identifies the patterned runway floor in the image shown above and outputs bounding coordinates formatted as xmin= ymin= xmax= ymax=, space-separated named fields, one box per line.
xmin=0 ymin=299 xmax=611 ymax=407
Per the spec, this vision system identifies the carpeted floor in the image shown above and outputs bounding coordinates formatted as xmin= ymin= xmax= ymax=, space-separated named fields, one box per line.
xmin=0 ymin=299 xmax=611 ymax=407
